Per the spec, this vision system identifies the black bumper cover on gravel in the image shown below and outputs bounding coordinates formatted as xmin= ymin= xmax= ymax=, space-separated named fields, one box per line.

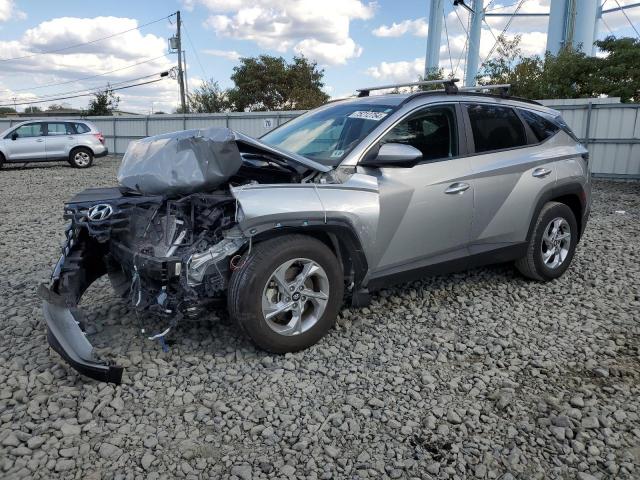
xmin=39 ymin=284 xmax=123 ymax=384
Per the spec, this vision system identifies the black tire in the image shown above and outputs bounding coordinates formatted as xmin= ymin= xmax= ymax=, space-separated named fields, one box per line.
xmin=228 ymin=234 xmax=344 ymax=353
xmin=0 ymin=152 xmax=5 ymax=169
xmin=69 ymin=147 xmax=93 ymax=168
xmin=515 ymin=201 xmax=578 ymax=281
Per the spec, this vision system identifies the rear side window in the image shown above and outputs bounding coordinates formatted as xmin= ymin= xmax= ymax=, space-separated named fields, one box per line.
xmin=73 ymin=123 xmax=90 ymax=134
xmin=466 ymin=104 xmax=527 ymax=153
xmin=518 ymin=109 xmax=560 ymax=143
xmin=47 ymin=122 xmax=74 ymax=135
xmin=379 ymin=104 xmax=458 ymax=161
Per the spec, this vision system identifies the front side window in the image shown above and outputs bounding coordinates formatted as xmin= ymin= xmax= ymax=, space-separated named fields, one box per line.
xmin=518 ymin=109 xmax=560 ymax=143
xmin=260 ymin=102 xmax=398 ymax=166
xmin=11 ymin=123 xmax=44 ymax=138
xmin=466 ymin=104 xmax=527 ymax=153
xmin=378 ymin=105 xmax=458 ymax=161
xmin=47 ymin=123 xmax=72 ymax=135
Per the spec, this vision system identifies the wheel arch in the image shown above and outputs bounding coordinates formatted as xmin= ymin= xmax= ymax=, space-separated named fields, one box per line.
xmin=527 ymin=182 xmax=587 ymax=242
xmin=246 ymin=222 xmax=369 ymax=288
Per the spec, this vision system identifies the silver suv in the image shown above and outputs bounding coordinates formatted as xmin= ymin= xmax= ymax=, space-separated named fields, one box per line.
xmin=0 ymin=119 xmax=108 ymax=168
xmin=40 ymin=81 xmax=590 ymax=383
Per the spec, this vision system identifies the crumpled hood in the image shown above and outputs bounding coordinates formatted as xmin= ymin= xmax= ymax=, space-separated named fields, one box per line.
xmin=117 ymin=127 xmax=329 ymax=197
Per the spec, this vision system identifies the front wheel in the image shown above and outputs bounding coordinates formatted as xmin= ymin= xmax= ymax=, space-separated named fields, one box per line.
xmin=515 ymin=201 xmax=578 ymax=281
xmin=228 ymin=235 xmax=344 ymax=353
xmin=69 ymin=148 xmax=93 ymax=168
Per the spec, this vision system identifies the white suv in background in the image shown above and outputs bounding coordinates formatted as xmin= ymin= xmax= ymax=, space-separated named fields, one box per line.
xmin=0 ymin=119 xmax=108 ymax=169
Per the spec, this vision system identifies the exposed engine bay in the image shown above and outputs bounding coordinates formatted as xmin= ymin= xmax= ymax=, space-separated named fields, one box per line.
xmin=39 ymin=127 xmax=335 ymax=383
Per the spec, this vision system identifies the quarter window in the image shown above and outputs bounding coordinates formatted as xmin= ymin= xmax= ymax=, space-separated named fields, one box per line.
xmin=379 ymin=105 xmax=458 ymax=161
xmin=73 ymin=123 xmax=90 ymax=134
xmin=11 ymin=123 xmax=44 ymax=138
xmin=518 ymin=109 xmax=560 ymax=143
xmin=466 ymin=104 xmax=527 ymax=153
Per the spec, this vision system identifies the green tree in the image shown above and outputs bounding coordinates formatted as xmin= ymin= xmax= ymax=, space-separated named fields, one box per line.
xmin=593 ymin=36 xmax=640 ymax=102
xmin=47 ymin=104 xmax=65 ymax=111
xmin=24 ymin=106 xmax=43 ymax=114
xmin=418 ymin=68 xmax=446 ymax=91
xmin=478 ymin=35 xmax=599 ymax=100
xmin=87 ymin=86 xmax=120 ymax=116
xmin=228 ymin=55 xmax=329 ymax=111
xmin=0 ymin=107 xmax=17 ymax=114
xmin=187 ymin=79 xmax=230 ymax=113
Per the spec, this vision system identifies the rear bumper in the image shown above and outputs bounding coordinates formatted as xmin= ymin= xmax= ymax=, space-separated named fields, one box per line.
xmin=39 ymin=284 xmax=123 ymax=384
xmin=95 ymin=147 xmax=109 ymax=158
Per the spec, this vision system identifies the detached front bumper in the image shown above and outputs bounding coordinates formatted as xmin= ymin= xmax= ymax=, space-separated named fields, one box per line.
xmin=39 ymin=284 xmax=123 ymax=384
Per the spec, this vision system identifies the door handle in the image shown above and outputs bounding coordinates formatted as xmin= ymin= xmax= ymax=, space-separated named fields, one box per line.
xmin=445 ymin=182 xmax=470 ymax=194
xmin=36 ymin=139 xmax=44 ymax=142
xmin=532 ymin=167 xmax=552 ymax=178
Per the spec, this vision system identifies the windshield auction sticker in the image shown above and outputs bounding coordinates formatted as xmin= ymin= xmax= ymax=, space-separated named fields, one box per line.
xmin=348 ymin=111 xmax=388 ymax=121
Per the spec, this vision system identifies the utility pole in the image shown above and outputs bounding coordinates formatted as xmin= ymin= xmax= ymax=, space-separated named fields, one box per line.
xmin=176 ymin=11 xmax=187 ymax=113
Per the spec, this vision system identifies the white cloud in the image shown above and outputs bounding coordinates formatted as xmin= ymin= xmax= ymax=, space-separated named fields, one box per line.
xmin=0 ymin=0 xmax=25 ymax=22
xmin=366 ymin=58 xmax=425 ymax=83
xmin=372 ymin=18 xmax=427 ymax=37
xmin=293 ymin=37 xmax=362 ymax=65
xmin=196 ymin=0 xmax=375 ymax=65
xmin=0 ymin=16 xmax=178 ymax=113
xmin=202 ymin=48 xmax=242 ymax=60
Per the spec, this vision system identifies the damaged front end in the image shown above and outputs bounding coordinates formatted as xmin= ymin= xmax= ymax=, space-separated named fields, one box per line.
xmin=40 ymin=127 xmax=326 ymax=383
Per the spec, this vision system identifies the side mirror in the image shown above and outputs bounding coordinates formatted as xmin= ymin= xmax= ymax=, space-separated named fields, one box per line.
xmin=363 ymin=143 xmax=422 ymax=167
xmin=11 ymin=132 xmax=18 ymax=141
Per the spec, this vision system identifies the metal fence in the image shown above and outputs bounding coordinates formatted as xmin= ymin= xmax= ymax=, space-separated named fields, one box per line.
xmin=1 ymin=102 xmax=638 ymax=178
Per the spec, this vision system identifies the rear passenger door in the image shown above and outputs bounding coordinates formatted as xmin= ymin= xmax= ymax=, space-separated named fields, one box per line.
xmin=463 ymin=103 xmax=558 ymax=253
xmin=45 ymin=122 xmax=74 ymax=159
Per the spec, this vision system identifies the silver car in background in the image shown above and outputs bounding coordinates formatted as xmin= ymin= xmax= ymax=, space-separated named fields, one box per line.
xmin=0 ymin=119 xmax=108 ymax=169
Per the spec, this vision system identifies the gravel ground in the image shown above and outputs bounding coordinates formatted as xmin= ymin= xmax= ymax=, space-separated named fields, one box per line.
xmin=0 ymin=157 xmax=639 ymax=480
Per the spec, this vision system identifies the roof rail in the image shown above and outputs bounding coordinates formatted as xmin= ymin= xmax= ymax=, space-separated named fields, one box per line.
xmin=458 ymin=84 xmax=511 ymax=97
xmin=356 ymin=79 xmax=460 ymax=97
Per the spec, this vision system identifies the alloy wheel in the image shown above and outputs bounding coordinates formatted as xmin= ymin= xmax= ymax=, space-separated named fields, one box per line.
xmin=541 ymin=217 xmax=571 ymax=269
xmin=261 ymin=258 xmax=330 ymax=336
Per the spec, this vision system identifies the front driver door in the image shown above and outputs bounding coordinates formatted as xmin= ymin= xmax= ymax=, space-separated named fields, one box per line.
xmin=5 ymin=122 xmax=46 ymax=160
xmin=364 ymin=103 xmax=474 ymax=280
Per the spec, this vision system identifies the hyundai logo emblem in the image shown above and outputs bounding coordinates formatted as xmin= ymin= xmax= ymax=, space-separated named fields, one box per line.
xmin=87 ymin=204 xmax=114 ymax=221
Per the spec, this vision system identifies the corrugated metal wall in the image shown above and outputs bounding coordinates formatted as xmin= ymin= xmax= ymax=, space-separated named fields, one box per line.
xmin=551 ymin=104 xmax=640 ymax=177
xmin=1 ymin=103 xmax=638 ymax=177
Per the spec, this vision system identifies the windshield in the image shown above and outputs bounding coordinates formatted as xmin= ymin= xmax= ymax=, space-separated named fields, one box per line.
xmin=260 ymin=102 xmax=398 ymax=166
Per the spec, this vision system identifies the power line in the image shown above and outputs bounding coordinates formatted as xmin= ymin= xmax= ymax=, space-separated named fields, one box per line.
xmin=182 ymin=21 xmax=208 ymax=79
xmin=443 ymin=8 xmax=454 ymax=74
xmin=9 ymin=54 xmax=170 ymax=93
xmin=0 ymin=70 xmax=170 ymax=104
xmin=0 ymin=13 xmax=175 ymax=62
xmin=613 ymin=0 xmax=640 ymax=39
xmin=0 ymin=76 xmax=169 ymax=107
xmin=479 ymin=0 xmax=526 ymax=69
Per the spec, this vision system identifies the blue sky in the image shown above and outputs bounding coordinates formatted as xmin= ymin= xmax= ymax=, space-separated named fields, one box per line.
xmin=0 ymin=0 xmax=638 ymax=113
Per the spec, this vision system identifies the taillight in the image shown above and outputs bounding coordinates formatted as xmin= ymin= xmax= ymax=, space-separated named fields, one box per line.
xmin=94 ymin=133 xmax=105 ymax=144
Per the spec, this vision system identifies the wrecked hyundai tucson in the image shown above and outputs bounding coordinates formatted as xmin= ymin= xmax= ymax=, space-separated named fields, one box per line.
xmin=41 ymin=83 xmax=591 ymax=383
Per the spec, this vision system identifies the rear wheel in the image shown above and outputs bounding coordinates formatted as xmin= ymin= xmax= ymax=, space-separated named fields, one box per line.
xmin=0 ymin=152 xmax=5 ymax=169
xmin=69 ymin=147 xmax=93 ymax=168
xmin=228 ymin=235 xmax=344 ymax=353
xmin=515 ymin=201 xmax=578 ymax=281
